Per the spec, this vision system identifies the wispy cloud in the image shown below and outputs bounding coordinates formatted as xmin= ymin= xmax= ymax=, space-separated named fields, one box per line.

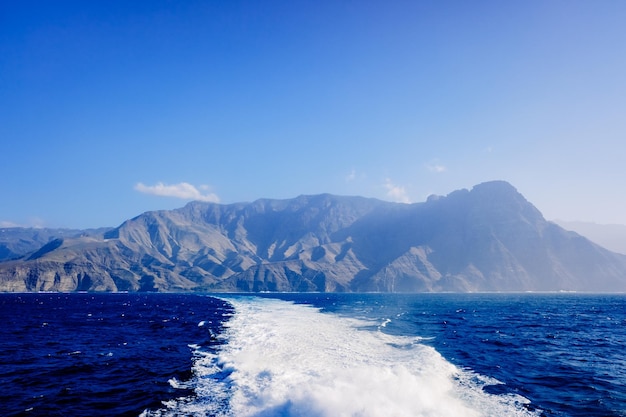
xmin=345 ymin=168 xmax=367 ymax=183
xmin=0 ymin=220 xmax=21 ymax=228
xmin=384 ymin=178 xmax=411 ymax=204
xmin=134 ymin=182 xmax=220 ymax=203
xmin=0 ymin=218 xmax=45 ymax=228
xmin=426 ymin=160 xmax=447 ymax=173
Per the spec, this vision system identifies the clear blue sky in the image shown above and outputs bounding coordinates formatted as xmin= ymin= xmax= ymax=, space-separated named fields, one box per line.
xmin=2 ymin=1 xmax=625 ymax=229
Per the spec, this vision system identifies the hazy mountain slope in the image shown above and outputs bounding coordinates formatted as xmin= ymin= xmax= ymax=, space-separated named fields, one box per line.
xmin=553 ymin=220 xmax=626 ymax=255
xmin=1 ymin=181 xmax=625 ymax=292
xmin=0 ymin=227 xmax=111 ymax=262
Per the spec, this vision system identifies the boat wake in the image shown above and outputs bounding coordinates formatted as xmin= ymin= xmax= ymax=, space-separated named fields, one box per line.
xmin=144 ymin=296 xmax=539 ymax=417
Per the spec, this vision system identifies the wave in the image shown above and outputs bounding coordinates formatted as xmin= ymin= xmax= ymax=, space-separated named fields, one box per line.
xmin=144 ymin=296 xmax=539 ymax=417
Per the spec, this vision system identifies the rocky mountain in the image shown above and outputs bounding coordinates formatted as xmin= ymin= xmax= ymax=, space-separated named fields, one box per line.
xmin=0 ymin=227 xmax=111 ymax=262
xmin=1 ymin=181 xmax=625 ymax=292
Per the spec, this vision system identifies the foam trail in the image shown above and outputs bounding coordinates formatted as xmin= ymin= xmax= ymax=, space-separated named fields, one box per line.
xmin=146 ymin=297 xmax=539 ymax=417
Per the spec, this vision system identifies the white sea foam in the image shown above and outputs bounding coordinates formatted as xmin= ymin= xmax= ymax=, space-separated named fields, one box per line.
xmin=145 ymin=296 xmax=539 ymax=417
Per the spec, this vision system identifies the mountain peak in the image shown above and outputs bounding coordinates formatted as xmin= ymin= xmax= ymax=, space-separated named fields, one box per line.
xmin=469 ymin=180 xmax=523 ymax=200
xmin=472 ymin=180 xmax=518 ymax=192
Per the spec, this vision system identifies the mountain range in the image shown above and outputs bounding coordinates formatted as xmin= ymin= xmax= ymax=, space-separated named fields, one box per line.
xmin=1 ymin=181 xmax=625 ymax=292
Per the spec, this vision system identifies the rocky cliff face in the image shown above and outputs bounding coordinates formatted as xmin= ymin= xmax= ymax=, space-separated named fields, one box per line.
xmin=1 ymin=181 xmax=625 ymax=292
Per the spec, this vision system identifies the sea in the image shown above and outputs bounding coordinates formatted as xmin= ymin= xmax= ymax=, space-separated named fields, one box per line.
xmin=1 ymin=292 xmax=624 ymax=417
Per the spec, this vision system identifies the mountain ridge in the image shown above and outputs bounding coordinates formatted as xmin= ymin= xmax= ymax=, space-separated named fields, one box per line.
xmin=1 ymin=181 xmax=625 ymax=292
xmin=553 ymin=220 xmax=626 ymax=255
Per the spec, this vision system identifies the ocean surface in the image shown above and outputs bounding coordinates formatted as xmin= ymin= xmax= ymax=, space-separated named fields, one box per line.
xmin=1 ymin=293 xmax=624 ymax=417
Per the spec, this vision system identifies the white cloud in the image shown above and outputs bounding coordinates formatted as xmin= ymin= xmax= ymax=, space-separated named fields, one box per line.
xmin=384 ymin=178 xmax=411 ymax=204
xmin=0 ymin=218 xmax=45 ymax=228
xmin=426 ymin=162 xmax=447 ymax=173
xmin=135 ymin=182 xmax=220 ymax=203
xmin=0 ymin=220 xmax=21 ymax=228
xmin=345 ymin=168 xmax=367 ymax=183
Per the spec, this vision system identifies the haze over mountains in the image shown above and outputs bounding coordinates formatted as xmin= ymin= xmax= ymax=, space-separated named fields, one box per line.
xmin=552 ymin=220 xmax=626 ymax=255
xmin=1 ymin=181 xmax=625 ymax=293
xmin=0 ymin=228 xmax=110 ymax=262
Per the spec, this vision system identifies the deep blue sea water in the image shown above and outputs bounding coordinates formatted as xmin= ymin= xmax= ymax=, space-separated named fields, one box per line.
xmin=1 ymin=293 xmax=624 ymax=416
